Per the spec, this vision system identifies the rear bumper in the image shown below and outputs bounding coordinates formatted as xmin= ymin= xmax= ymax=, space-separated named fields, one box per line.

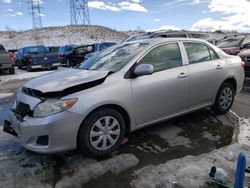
xmin=0 ymin=63 xmax=13 ymax=69
xmin=4 ymin=110 xmax=84 ymax=154
xmin=31 ymin=63 xmax=60 ymax=69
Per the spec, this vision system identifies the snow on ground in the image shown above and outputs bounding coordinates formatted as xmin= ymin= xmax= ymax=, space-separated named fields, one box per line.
xmin=131 ymin=118 xmax=250 ymax=188
xmin=0 ymin=93 xmax=14 ymax=100
xmin=0 ymin=70 xmax=54 ymax=85
xmin=55 ymin=154 xmax=139 ymax=188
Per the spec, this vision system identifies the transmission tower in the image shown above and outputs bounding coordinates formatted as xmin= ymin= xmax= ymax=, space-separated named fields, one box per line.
xmin=70 ymin=0 xmax=90 ymax=25
xmin=28 ymin=0 xmax=43 ymax=29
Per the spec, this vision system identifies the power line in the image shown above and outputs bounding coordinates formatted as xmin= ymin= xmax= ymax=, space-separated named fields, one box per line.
xmin=70 ymin=0 xmax=90 ymax=25
xmin=28 ymin=0 xmax=43 ymax=29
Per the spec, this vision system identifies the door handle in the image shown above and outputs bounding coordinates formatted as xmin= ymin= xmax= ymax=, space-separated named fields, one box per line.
xmin=216 ymin=65 xmax=222 ymax=70
xmin=178 ymin=72 xmax=188 ymax=78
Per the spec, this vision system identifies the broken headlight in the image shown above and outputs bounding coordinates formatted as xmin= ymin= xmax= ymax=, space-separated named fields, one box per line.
xmin=33 ymin=98 xmax=77 ymax=118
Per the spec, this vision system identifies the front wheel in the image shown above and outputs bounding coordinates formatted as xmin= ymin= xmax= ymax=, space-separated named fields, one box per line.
xmin=212 ymin=82 xmax=235 ymax=114
xmin=78 ymin=108 xmax=126 ymax=157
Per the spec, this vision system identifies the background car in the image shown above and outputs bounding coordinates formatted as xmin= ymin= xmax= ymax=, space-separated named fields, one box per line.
xmin=15 ymin=46 xmax=59 ymax=71
xmin=123 ymin=31 xmax=215 ymax=44
xmin=68 ymin=44 xmax=94 ymax=67
xmin=216 ymin=35 xmax=250 ymax=55
xmin=84 ymin=42 xmax=117 ymax=61
xmin=0 ymin=44 xmax=15 ymax=74
xmin=58 ymin=45 xmax=77 ymax=67
xmin=48 ymin=46 xmax=60 ymax=53
xmin=238 ymin=43 xmax=250 ymax=78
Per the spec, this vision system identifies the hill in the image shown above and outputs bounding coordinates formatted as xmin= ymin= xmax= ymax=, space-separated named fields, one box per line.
xmin=0 ymin=25 xmax=131 ymax=50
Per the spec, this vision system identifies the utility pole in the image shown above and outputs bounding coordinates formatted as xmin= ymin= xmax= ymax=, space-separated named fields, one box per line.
xmin=70 ymin=0 xmax=90 ymax=25
xmin=28 ymin=0 xmax=43 ymax=29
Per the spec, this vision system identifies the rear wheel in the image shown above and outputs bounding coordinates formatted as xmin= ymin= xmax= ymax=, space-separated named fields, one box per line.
xmin=9 ymin=66 xmax=15 ymax=74
xmin=26 ymin=65 xmax=33 ymax=72
xmin=212 ymin=82 xmax=235 ymax=114
xmin=78 ymin=108 xmax=125 ymax=157
xmin=66 ymin=59 xmax=71 ymax=67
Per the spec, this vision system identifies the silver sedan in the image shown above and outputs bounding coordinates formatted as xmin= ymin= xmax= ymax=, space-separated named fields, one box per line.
xmin=4 ymin=38 xmax=245 ymax=157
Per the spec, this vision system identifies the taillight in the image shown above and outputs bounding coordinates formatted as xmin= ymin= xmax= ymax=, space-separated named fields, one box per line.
xmin=10 ymin=52 xmax=14 ymax=62
xmin=28 ymin=55 xmax=33 ymax=63
xmin=241 ymin=61 xmax=245 ymax=68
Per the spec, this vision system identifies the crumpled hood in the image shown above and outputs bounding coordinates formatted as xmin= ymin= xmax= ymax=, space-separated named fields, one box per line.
xmin=24 ymin=68 xmax=109 ymax=93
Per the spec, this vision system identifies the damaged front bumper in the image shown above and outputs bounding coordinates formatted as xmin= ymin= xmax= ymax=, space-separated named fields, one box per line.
xmin=3 ymin=110 xmax=84 ymax=154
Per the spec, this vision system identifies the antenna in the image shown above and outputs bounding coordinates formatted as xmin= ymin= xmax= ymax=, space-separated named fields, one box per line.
xmin=70 ymin=0 xmax=90 ymax=25
xmin=28 ymin=0 xmax=43 ymax=29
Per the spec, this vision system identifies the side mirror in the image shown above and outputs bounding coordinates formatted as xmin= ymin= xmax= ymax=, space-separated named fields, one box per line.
xmin=134 ymin=64 xmax=154 ymax=76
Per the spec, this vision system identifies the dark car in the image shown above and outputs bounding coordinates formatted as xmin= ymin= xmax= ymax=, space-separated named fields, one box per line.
xmin=238 ymin=43 xmax=250 ymax=78
xmin=84 ymin=42 xmax=117 ymax=61
xmin=216 ymin=35 xmax=250 ymax=55
xmin=16 ymin=46 xmax=60 ymax=72
xmin=123 ymin=31 xmax=215 ymax=44
xmin=48 ymin=46 xmax=60 ymax=53
xmin=68 ymin=44 xmax=95 ymax=67
xmin=0 ymin=44 xmax=15 ymax=74
xmin=58 ymin=45 xmax=77 ymax=67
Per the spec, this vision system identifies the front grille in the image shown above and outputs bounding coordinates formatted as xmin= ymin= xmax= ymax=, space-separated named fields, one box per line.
xmin=14 ymin=101 xmax=32 ymax=120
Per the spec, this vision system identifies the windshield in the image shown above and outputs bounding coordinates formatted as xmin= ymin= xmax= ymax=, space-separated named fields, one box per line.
xmin=23 ymin=46 xmax=49 ymax=54
xmin=216 ymin=38 xmax=243 ymax=48
xmin=79 ymin=43 xmax=148 ymax=72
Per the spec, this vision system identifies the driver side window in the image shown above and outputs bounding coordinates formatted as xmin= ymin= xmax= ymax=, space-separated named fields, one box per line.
xmin=138 ymin=43 xmax=182 ymax=72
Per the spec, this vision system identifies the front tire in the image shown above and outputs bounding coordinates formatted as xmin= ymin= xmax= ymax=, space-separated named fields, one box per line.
xmin=212 ymin=82 xmax=235 ymax=114
xmin=78 ymin=108 xmax=126 ymax=157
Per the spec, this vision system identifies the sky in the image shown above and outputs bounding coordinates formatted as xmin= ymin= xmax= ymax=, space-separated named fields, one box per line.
xmin=0 ymin=0 xmax=250 ymax=32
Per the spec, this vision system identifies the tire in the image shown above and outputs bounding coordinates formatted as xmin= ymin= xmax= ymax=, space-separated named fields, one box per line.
xmin=212 ymin=82 xmax=235 ymax=114
xmin=78 ymin=108 xmax=126 ymax=157
xmin=17 ymin=63 xmax=22 ymax=69
xmin=26 ymin=65 xmax=33 ymax=72
xmin=66 ymin=59 xmax=71 ymax=67
xmin=9 ymin=66 xmax=15 ymax=74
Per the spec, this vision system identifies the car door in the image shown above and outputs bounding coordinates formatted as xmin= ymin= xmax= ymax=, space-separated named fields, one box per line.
xmin=131 ymin=42 xmax=189 ymax=125
xmin=183 ymin=42 xmax=225 ymax=109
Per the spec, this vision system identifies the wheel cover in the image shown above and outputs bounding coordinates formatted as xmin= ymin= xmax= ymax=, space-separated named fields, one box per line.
xmin=219 ymin=87 xmax=233 ymax=110
xmin=89 ymin=116 xmax=121 ymax=151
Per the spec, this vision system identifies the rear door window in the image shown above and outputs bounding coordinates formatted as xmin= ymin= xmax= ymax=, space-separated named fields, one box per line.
xmin=184 ymin=42 xmax=218 ymax=64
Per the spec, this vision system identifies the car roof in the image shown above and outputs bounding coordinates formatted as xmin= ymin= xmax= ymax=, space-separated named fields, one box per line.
xmin=125 ymin=37 xmax=211 ymax=46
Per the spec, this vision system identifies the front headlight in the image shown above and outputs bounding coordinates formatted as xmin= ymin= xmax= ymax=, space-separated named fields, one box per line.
xmin=33 ymin=98 xmax=77 ymax=118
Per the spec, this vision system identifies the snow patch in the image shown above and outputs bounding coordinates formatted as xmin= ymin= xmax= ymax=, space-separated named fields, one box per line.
xmin=55 ymin=154 xmax=139 ymax=188
xmin=0 ymin=70 xmax=54 ymax=85
xmin=238 ymin=118 xmax=250 ymax=145
xmin=0 ymin=93 xmax=14 ymax=100
xmin=131 ymin=143 xmax=250 ymax=188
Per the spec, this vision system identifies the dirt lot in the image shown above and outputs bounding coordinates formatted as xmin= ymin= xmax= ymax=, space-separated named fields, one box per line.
xmin=0 ymin=68 xmax=250 ymax=188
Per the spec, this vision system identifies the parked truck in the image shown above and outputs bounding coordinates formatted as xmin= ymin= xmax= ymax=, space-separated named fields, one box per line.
xmin=16 ymin=46 xmax=59 ymax=72
xmin=0 ymin=44 xmax=15 ymax=74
